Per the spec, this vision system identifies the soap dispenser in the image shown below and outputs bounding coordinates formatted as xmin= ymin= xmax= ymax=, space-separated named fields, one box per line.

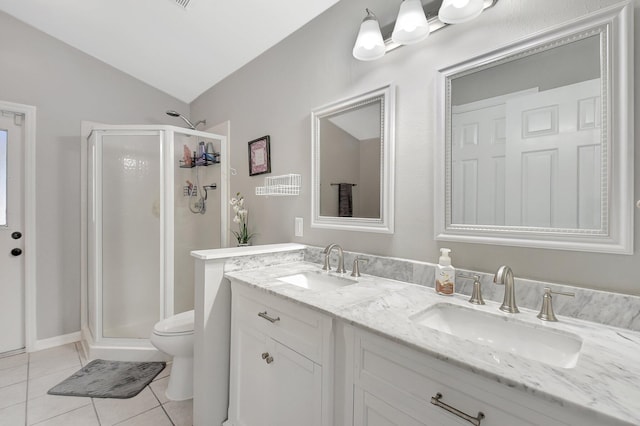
xmin=435 ymin=248 xmax=455 ymax=295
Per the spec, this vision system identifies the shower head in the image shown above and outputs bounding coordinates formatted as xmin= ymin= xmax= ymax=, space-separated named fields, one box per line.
xmin=165 ymin=110 xmax=206 ymax=130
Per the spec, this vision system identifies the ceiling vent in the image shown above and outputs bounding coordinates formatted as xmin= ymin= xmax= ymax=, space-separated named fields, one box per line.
xmin=173 ymin=0 xmax=191 ymax=9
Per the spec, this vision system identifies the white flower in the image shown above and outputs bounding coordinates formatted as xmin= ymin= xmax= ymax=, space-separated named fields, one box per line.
xmin=230 ymin=197 xmax=238 ymax=206
xmin=239 ymin=209 xmax=248 ymax=218
xmin=233 ymin=205 xmax=240 ymax=213
xmin=233 ymin=215 xmax=241 ymax=223
xmin=238 ymin=198 xmax=245 ymax=207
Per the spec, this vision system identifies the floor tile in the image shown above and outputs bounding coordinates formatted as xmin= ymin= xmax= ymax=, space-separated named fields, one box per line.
xmin=0 ymin=380 xmax=27 ymax=410
xmin=0 ymin=402 xmax=26 ymax=426
xmin=28 ymin=352 xmax=81 ymax=380
xmin=163 ymin=398 xmax=193 ymax=426
xmin=28 ymin=366 xmax=82 ymax=400
xmin=0 ymin=363 xmax=28 ymax=388
xmin=149 ymin=376 xmax=170 ymax=404
xmin=94 ymin=387 xmax=160 ymax=426
xmin=115 ymin=406 xmax=173 ymax=426
xmin=32 ymin=404 xmax=99 ymax=426
xmin=26 ymin=394 xmax=91 ymax=425
xmin=0 ymin=352 xmax=28 ymax=371
xmin=74 ymin=343 xmax=90 ymax=367
xmin=154 ymin=362 xmax=171 ymax=381
xmin=29 ymin=344 xmax=78 ymax=362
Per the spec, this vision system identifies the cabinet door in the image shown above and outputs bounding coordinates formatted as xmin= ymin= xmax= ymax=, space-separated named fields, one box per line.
xmin=231 ymin=323 xmax=271 ymax=426
xmin=271 ymin=339 xmax=323 ymax=426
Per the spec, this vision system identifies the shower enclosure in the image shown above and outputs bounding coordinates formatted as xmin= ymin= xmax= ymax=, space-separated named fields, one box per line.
xmin=81 ymin=124 xmax=228 ymax=361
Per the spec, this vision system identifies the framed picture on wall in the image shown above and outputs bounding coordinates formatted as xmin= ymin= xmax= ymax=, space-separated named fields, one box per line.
xmin=248 ymin=135 xmax=271 ymax=176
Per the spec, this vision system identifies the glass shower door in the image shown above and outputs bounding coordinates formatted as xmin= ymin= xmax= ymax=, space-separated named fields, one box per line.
xmin=100 ymin=132 xmax=162 ymax=339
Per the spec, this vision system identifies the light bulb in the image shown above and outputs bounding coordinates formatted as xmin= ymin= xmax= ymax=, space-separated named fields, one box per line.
xmin=392 ymin=0 xmax=430 ymax=45
xmin=439 ymin=0 xmax=484 ymax=24
xmin=452 ymin=0 xmax=470 ymax=8
xmin=353 ymin=10 xmax=386 ymax=61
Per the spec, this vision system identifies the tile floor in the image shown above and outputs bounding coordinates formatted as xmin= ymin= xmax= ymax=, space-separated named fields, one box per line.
xmin=0 ymin=343 xmax=192 ymax=425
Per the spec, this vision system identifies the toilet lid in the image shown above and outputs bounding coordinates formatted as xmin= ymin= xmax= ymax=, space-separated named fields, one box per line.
xmin=153 ymin=310 xmax=194 ymax=334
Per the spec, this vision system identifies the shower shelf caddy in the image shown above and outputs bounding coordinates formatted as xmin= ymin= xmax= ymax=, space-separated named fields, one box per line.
xmin=256 ymin=174 xmax=301 ymax=196
xmin=179 ymin=158 xmax=220 ymax=168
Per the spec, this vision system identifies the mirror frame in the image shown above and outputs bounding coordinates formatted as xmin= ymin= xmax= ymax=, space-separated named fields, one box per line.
xmin=311 ymin=83 xmax=395 ymax=233
xmin=435 ymin=2 xmax=633 ymax=254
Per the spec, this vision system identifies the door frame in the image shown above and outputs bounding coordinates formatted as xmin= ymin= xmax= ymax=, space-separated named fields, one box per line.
xmin=0 ymin=100 xmax=37 ymax=353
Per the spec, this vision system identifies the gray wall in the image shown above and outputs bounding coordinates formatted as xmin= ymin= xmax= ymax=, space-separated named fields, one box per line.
xmin=191 ymin=0 xmax=640 ymax=296
xmin=0 ymin=11 xmax=188 ymax=339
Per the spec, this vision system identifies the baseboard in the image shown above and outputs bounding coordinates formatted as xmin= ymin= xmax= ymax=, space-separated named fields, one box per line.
xmin=80 ymin=326 xmax=169 ymax=362
xmin=31 ymin=331 xmax=81 ymax=352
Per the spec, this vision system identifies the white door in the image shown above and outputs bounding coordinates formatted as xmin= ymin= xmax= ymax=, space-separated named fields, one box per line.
xmin=0 ymin=109 xmax=25 ymax=355
xmin=504 ymin=79 xmax=601 ymax=228
xmin=451 ymin=89 xmax=538 ymax=226
xmin=271 ymin=340 xmax=323 ymax=426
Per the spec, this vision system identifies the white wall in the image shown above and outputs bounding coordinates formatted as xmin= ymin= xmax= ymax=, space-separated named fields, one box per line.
xmin=191 ymin=0 xmax=640 ymax=295
xmin=0 ymin=11 xmax=188 ymax=340
xmin=173 ymin=134 xmax=221 ymax=314
xmin=319 ymin=120 xmax=360 ymax=216
xmin=359 ymin=138 xmax=381 ymax=219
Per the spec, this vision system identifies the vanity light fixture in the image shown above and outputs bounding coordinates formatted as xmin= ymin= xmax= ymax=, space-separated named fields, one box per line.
xmin=391 ymin=0 xmax=430 ymax=45
xmin=352 ymin=9 xmax=386 ymax=61
xmin=353 ymin=0 xmax=499 ymax=61
xmin=439 ymin=0 xmax=484 ymax=24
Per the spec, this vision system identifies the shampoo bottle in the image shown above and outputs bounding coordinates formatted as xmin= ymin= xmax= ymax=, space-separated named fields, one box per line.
xmin=435 ymin=248 xmax=455 ymax=295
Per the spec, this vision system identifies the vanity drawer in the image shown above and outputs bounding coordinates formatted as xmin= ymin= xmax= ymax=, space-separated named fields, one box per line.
xmin=232 ymin=283 xmax=329 ymax=363
xmin=353 ymin=330 xmax=565 ymax=426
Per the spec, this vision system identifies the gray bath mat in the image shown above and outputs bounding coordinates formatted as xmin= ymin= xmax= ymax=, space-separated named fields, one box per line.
xmin=48 ymin=359 xmax=166 ymax=399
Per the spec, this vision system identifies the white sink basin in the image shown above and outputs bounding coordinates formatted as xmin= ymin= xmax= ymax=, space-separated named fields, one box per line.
xmin=277 ymin=271 xmax=357 ymax=291
xmin=411 ymin=303 xmax=582 ymax=369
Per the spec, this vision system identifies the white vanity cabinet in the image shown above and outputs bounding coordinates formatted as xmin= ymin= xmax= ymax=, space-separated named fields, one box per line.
xmin=344 ymin=326 xmax=607 ymax=426
xmin=227 ymin=281 xmax=333 ymax=426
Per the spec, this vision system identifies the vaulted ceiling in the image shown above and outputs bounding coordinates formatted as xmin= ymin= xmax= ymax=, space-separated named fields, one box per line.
xmin=0 ymin=0 xmax=342 ymax=103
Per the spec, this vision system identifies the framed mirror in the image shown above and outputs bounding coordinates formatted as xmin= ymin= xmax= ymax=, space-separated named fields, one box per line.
xmin=435 ymin=3 xmax=633 ymax=254
xmin=311 ymin=84 xmax=395 ymax=233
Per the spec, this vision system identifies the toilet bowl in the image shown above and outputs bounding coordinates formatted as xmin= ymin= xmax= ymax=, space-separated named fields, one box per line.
xmin=150 ymin=310 xmax=195 ymax=401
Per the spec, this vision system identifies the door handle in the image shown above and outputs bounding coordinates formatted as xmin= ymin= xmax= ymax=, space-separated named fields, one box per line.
xmin=11 ymin=248 xmax=22 ymax=256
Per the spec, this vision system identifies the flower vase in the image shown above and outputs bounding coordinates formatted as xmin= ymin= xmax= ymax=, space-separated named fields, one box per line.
xmin=238 ymin=242 xmax=250 ymax=247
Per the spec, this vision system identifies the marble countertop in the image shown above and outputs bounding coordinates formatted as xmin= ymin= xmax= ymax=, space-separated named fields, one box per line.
xmin=225 ymin=261 xmax=640 ymax=426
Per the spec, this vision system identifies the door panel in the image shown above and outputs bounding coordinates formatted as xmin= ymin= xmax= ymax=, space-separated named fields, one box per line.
xmin=0 ymin=110 xmax=25 ymax=354
xmin=505 ymin=79 xmax=601 ymax=228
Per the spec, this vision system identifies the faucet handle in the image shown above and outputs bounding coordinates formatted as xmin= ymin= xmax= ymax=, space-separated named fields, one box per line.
xmin=537 ymin=287 xmax=575 ymax=322
xmin=468 ymin=275 xmax=485 ymax=305
xmin=458 ymin=273 xmax=485 ymax=305
xmin=351 ymin=257 xmax=369 ymax=277
xmin=322 ymin=244 xmax=332 ymax=271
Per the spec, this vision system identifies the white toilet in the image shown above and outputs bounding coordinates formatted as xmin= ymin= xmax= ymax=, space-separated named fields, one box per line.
xmin=150 ymin=309 xmax=195 ymax=401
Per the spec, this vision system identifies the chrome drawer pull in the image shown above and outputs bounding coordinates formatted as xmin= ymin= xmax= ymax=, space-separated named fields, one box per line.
xmin=258 ymin=311 xmax=281 ymax=323
xmin=430 ymin=393 xmax=485 ymax=426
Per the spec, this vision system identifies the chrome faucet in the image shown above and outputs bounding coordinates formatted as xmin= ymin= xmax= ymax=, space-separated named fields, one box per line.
xmin=493 ymin=265 xmax=519 ymax=313
xmin=322 ymin=244 xmax=346 ymax=273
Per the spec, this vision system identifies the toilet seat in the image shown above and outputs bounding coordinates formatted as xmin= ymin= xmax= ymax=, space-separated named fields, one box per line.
xmin=153 ymin=310 xmax=194 ymax=336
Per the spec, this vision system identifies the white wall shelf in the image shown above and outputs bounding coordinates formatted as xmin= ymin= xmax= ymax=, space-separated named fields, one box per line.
xmin=255 ymin=174 xmax=301 ymax=196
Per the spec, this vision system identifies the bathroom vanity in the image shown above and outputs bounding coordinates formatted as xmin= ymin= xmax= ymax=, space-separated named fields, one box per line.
xmin=222 ymin=260 xmax=640 ymax=426
xmin=227 ymin=283 xmax=334 ymax=426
